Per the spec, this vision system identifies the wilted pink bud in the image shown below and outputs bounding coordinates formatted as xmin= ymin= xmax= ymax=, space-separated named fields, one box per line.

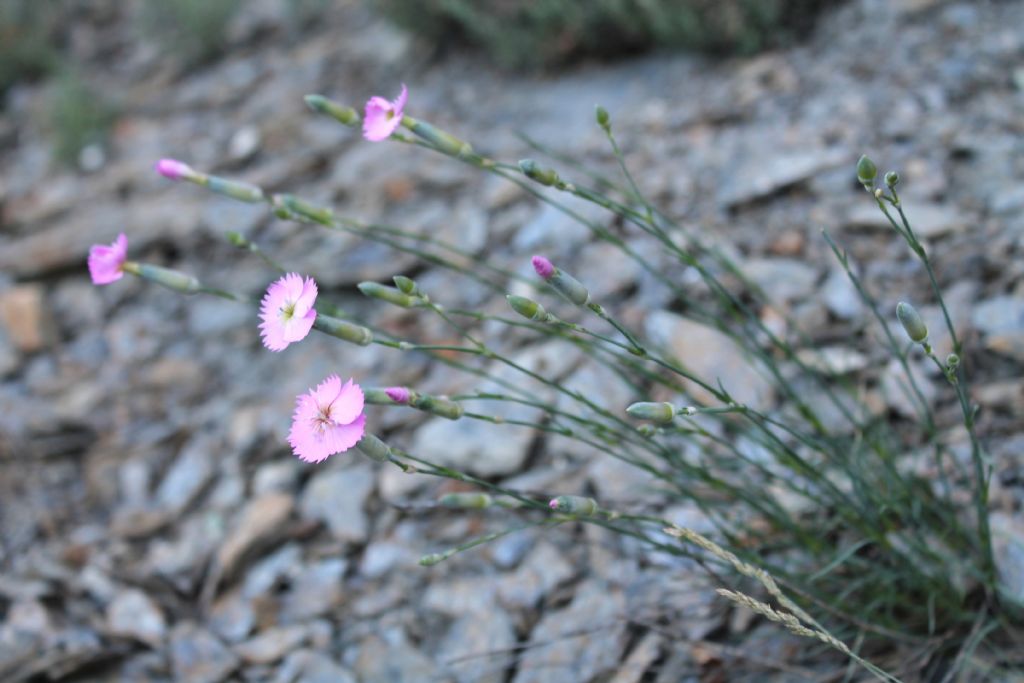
xmin=385 ymin=386 xmax=410 ymax=404
xmin=531 ymin=255 xmax=555 ymax=280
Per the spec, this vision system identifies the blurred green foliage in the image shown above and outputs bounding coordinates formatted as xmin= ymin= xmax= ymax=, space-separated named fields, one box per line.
xmin=47 ymin=70 xmax=117 ymax=165
xmin=371 ymin=0 xmax=839 ymax=69
xmin=0 ymin=0 xmax=62 ymax=96
xmin=139 ymin=0 xmax=242 ymax=66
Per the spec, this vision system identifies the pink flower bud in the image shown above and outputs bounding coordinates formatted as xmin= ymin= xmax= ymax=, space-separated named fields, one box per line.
xmin=385 ymin=386 xmax=410 ymax=404
xmin=531 ymin=255 xmax=555 ymax=280
xmin=154 ymin=158 xmax=194 ymax=180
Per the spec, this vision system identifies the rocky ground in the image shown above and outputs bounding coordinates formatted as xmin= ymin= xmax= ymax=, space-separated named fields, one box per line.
xmin=1 ymin=0 xmax=1023 ymax=681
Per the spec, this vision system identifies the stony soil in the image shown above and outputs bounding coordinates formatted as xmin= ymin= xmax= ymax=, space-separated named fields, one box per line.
xmin=1 ymin=0 xmax=1023 ymax=681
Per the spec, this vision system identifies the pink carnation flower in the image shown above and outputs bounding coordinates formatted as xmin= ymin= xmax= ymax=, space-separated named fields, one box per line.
xmin=259 ymin=273 xmax=318 ymax=351
xmin=363 ymin=84 xmax=407 ymax=142
xmin=88 ymin=233 xmax=129 ymax=285
xmin=288 ymin=375 xmax=366 ymax=463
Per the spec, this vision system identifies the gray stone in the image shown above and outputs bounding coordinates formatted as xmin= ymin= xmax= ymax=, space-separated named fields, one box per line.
xmin=215 ymin=493 xmax=294 ymax=580
xmin=821 ymin=267 xmax=862 ymax=320
xmin=300 ymin=465 xmax=375 ymax=543
xmin=880 ymin=359 xmax=937 ymax=419
xmin=512 ymin=580 xmax=628 ymax=683
xmin=234 ymin=625 xmax=308 ymax=665
xmin=209 ymin=589 xmax=256 ymax=643
xmin=280 ymin=559 xmax=346 ymax=621
xmin=846 ymin=201 xmax=968 ymax=238
xmin=717 ymin=148 xmax=847 ymax=207
xmin=794 ymin=346 xmax=869 ymax=375
xmin=497 ymin=542 xmax=575 ymax=610
xmin=972 ymin=295 xmax=1024 ymax=362
xmin=644 ymin=311 xmax=775 ymax=408
xmin=156 ymin=436 xmax=216 ymax=516
xmin=743 ymin=259 xmax=819 ymax=303
xmin=106 ymin=588 xmax=167 ymax=648
xmin=274 ymin=649 xmax=358 ymax=683
xmin=169 ymin=623 xmax=239 ymax=683
xmin=438 ymin=610 xmax=517 ymax=683
xmin=991 ymin=512 xmax=1024 ymax=606
xmin=353 ymin=633 xmax=451 ymax=683
xmin=424 ymin=575 xmax=498 ymax=617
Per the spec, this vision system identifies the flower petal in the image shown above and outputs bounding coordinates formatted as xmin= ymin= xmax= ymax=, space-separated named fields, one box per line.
xmin=328 ymin=378 xmax=364 ymax=425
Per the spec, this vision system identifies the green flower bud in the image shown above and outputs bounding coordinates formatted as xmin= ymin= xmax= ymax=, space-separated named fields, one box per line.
xmin=550 ymin=270 xmax=590 ymax=307
xmin=358 ymin=282 xmax=417 ymax=308
xmin=857 ymin=155 xmax=877 ymax=187
xmin=946 ymin=353 xmax=960 ymax=369
xmin=226 ymin=231 xmax=248 ymax=247
xmin=419 ymin=553 xmax=446 ymax=567
xmin=884 ymin=171 xmax=900 ymax=188
xmin=412 ymin=393 xmax=464 ymax=420
xmin=626 ymin=401 xmax=676 ymax=424
xmin=205 ymin=175 xmax=264 ymax=203
xmin=507 ymin=294 xmax=548 ymax=322
xmin=124 ymin=262 xmax=200 ymax=294
xmin=362 ymin=388 xmax=394 ymax=404
xmin=304 ymin=94 xmax=360 ymax=127
xmin=403 ymin=117 xmax=472 ymax=157
xmin=280 ymin=195 xmax=334 ymax=224
xmin=896 ymin=301 xmax=929 ymax=343
xmin=355 ymin=433 xmax=392 ymax=463
xmin=439 ymin=492 xmax=493 ymax=509
xmin=595 ymin=105 xmax=610 ymax=131
xmin=393 ymin=275 xmax=419 ymax=295
xmin=312 ymin=314 xmax=373 ymax=346
xmin=548 ymin=495 xmax=599 ymax=516
xmin=518 ymin=159 xmax=560 ymax=187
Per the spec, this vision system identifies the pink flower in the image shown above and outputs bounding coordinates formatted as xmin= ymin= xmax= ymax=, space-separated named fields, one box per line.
xmin=531 ymin=255 xmax=555 ymax=280
xmin=363 ymin=84 xmax=408 ymax=142
xmin=288 ymin=375 xmax=366 ymax=463
xmin=259 ymin=273 xmax=318 ymax=351
xmin=88 ymin=233 xmax=128 ymax=285
xmin=384 ymin=386 xmax=410 ymax=404
xmin=154 ymin=158 xmax=194 ymax=180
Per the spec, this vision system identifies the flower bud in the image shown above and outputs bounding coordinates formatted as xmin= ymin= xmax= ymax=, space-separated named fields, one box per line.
xmin=403 ymin=117 xmax=472 ymax=157
xmin=439 ymin=492 xmax=493 ymax=509
xmin=123 ymin=262 xmax=200 ymax=294
xmin=412 ymin=394 xmax=464 ymax=420
xmin=531 ymin=255 xmax=555 ymax=280
xmin=392 ymin=275 xmax=419 ymax=296
xmin=857 ymin=155 xmax=877 ymax=187
xmin=946 ymin=353 xmax=960 ymax=369
xmin=358 ymin=282 xmax=417 ymax=308
xmin=626 ymin=401 xmax=676 ymax=424
xmin=312 ymin=314 xmax=373 ymax=346
xmin=205 ymin=175 xmax=264 ymax=203
xmin=384 ymin=386 xmax=410 ymax=404
xmin=507 ymin=295 xmax=548 ymax=322
xmin=896 ymin=301 xmax=929 ymax=343
xmin=356 ymin=433 xmax=392 ymax=463
xmin=304 ymin=94 xmax=360 ymax=127
xmin=548 ymin=495 xmax=599 ymax=515
xmin=280 ymin=195 xmax=334 ymax=224
xmin=155 ymin=158 xmax=199 ymax=182
xmin=595 ymin=105 xmax=610 ymax=131
xmin=226 ymin=231 xmax=248 ymax=247
xmin=884 ymin=171 xmax=900 ymax=188
xmin=518 ymin=159 xmax=560 ymax=187
xmin=549 ymin=269 xmax=590 ymax=307
xmin=363 ymin=388 xmax=394 ymax=404
xmin=419 ymin=553 xmax=447 ymax=566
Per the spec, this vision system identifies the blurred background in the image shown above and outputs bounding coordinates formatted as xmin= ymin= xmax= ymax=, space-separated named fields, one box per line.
xmin=1 ymin=0 xmax=1022 ymax=681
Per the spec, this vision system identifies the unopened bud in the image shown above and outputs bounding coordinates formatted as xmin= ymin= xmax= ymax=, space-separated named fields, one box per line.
xmin=154 ymin=158 xmax=199 ymax=182
xmin=626 ymin=401 xmax=676 ymax=424
xmin=355 ymin=433 xmax=392 ymax=463
xmin=896 ymin=301 xmax=929 ymax=343
xmin=884 ymin=171 xmax=900 ymax=188
xmin=507 ymin=294 xmax=548 ymax=322
xmin=358 ymin=282 xmax=417 ymax=308
xmin=857 ymin=155 xmax=877 ymax=187
xmin=392 ymin=275 xmax=419 ymax=295
xmin=548 ymin=495 xmax=599 ymax=516
xmin=403 ymin=117 xmax=472 ymax=157
xmin=304 ymin=94 xmax=360 ymax=126
xmin=123 ymin=262 xmax=200 ymax=294
xmin=549 ymin=268 xmax=590 ymax=307
xmin=439 ymin=492 xmax=493 ymax=509
xmin=205 ymin=175 xmax=264 ymax=203
xmin=363 ymin=388 xmax=394 ymax=404
xmin=384 ymin=386 xmax=410 ymax=404
xmin=595 ymin=105 xmax=610 ymax=131
xmin=226 ymin=231 xmax=248 ymax=247
xmin=946 ymin=353 xmax=960 ymax=369
xmin=518 ymin=159 xmax=560 ymax=187
xmin=412 ymin=393 xmax=464 ymax=420
xmin=312 ymin=314 xmax=373 ymax=346
xmin=280 ymin=195 xmax=333 ymax=223
xmin=419 ymin=553 xmax=446 ymax=567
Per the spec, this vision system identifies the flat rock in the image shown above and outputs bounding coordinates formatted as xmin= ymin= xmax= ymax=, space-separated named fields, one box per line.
xmin=991 ymin=512 xmax=1024 ymax=605
xmin=496 ymin=541 xmax=575 ymax=610
xmin=169 ymin=623 xmax=239 ymax=683
xmin=512 ymin=580 xmax=628 ymax=683
xmin=880 ymin=359 xmax=936 ymax=419
xmin=353 ymin=633 xmax=451 ymax=683
xmin=106 ymin=588 xmax=167 ymax=648
xmin=0 ymin=285 xmax=54 ymax=353
xmin=972 ymin=295 xmax=1024 ymax=362
xmin=234 ymin=624 xmax=308 ymax=665
xmin=717 ymin=148 xmax=847 ymax=207
xmin=644 ymin=311 xmax=775 ymax=408
xmin=845 ymin=201 xmax=967 ymax=238
xmin=821 ymin=266 xmax=862 ymax=320
xmin=439 ymin=610 xmax=517 ymax=683
xmin=300 ymin=465 xmax=375 ymax=543
xmin=794 ymin=346 xmax=869 ymax=375
xmin=156 ymin=436 xmax=217 ymax=516
xmin=215 ymin=492 xmax=294 ymax=580
xmin=743 ymin=259 xmax=819 ymax=303
xmin=274 ymin=649 xmax=358 ymax=683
